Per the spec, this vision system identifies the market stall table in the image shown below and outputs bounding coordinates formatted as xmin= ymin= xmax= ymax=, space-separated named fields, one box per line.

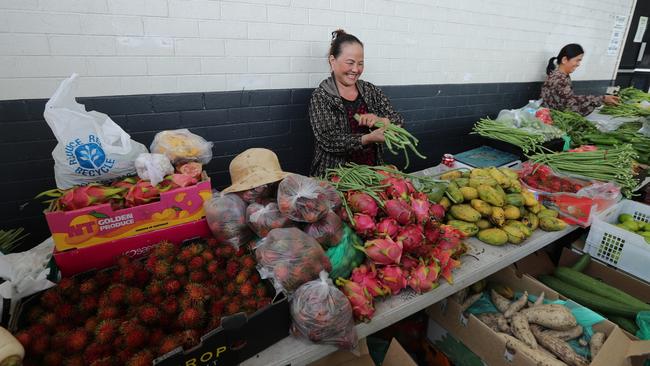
xmin=241 ymin=225 xmax=578 ymax=366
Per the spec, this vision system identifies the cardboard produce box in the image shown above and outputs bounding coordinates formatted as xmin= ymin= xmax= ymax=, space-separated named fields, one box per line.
xmin=427 ymin=265 xmax=650 ymax=366
xmin=53 ymin=218 xmax=211 ymax=277
xmin=308 ymin=338 xmax=417 ymax=366
xmin=45 ymin=179 xmax=212 ymax=251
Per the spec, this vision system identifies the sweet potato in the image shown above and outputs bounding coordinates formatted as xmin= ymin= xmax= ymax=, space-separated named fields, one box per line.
xmin=505 ymin=291 xmax=528 ymax=318
xmin=511 ymin=313 xmax=537 ymax=349
xmin=530 ymin=325 xmax=588 ymax=366
xmin=520 ymin=304 xmax=577 ymax=330
xmin=543 ymin=326 xmax=583 ymax=341
xmin=589 ymin=332 xmax=606 ymax=360
xmin=491 ymin=289 xmax=511 ymax=313
xmin=496 ymin=333 xmax=567 ymax=366
xmin=477 ymin=313 xmax=502 ymax=332
xmin=460 ymin=293 xmax=483 ymax=312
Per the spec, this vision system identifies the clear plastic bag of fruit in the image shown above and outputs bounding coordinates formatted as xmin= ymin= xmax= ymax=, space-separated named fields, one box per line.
xmin=150 ymin=129 xmax=213 ymax=164
xmin=205 ymin=193 xmax=254 ymax=249
xmin=304 ymin=210 xmax=344 ymax=248
xmin=236 ymin=183 xmax=277 ymax=204
xmin=318 ymin=180 xmax=342 ymax=211
xmin=246 ymin=201 xmax=294 ymax=238
xmin=255 ymin=227 xmax=332 ymax=293
xmin=277 ymin=174 xmax=330 ymax=223
xmin=290 ymin=271 xmax=358 ymax=349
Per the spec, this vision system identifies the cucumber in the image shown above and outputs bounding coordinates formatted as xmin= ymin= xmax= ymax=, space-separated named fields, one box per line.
xmin=571 ymin=254 xmax=590 ymax=272
xmin=554 ymin=267 xmax=650 ymax=311
xmin=607 ymin=315 xmax=639 ymax=335
xmin=538 ymin=275 xmax=641 ymax=317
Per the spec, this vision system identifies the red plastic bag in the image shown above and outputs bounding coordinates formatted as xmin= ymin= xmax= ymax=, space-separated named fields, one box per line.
xmin=246 ymin=201 xmax=294 ymax=237
xmin=304 ymin=210 xmax=344 ymax=248
xmin=255 ymin=227 xmax=332 ymax=293
xmin=290 ymin=271 xmax=358 ymax=349
xmin=277 ymin=174 xmax=329 ymax=223
xmin=205 ymin=193 xmax=254 ymax=249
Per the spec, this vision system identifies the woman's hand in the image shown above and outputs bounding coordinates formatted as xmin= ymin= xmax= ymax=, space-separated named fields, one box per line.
xmin=603 ymin=95 xmax=620 ymax=106
xmin=357 ymin=113 xmax=390 ymax=128
xmin=361 ymin=127 xmax=386 ymax=145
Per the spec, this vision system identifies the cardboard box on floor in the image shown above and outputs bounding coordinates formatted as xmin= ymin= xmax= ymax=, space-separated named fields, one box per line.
xmin=308 ymin=338 xmax=416 ymax=366
xmin=427 ymin=265 xmax=650 ymax=366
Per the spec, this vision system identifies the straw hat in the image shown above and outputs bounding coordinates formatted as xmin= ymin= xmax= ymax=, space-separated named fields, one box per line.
xmin=221 ymin=148 xmax=291 ymax=194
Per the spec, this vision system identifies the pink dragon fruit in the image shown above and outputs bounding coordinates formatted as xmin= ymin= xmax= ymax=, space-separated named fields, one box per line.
xmin=404 ymin=179 xmax=416 ymax=194
xmin=397 ymin=225 xmax=424 ymax=254
xmin=408 ymin=260 xmax=441 ymax=294
xmin=376 ymin=218 xmax=400 ymax=238
xmin=356 ymin=237 xmax=403 ymax=265
xmin=336 ymin=278 xmax=375 ymax=322
xmin=410 ymin=198 xmax=431 ymax=224
xmin=437 ymin=225 xmax=464 ymax=250
xmin=384 ymin=199 xmax=413 ymax=226
xmin=410 ymin=191 xmax=428 ymax=201
xmin=353 ymin=213 xmax=376 ymax=237
xmin=55 ymin=184 xmax=125 ymax=211
xmin=441 ymin=257 xmax=461 ymax=284
xmin=125 ymin=180 xmax=160 ymax=207
xmin=350 ymin=264 xmax=390 ymax=298
xmin=348 ymin=192 xmax=379 ymax=217
xmin=377 ymin=265 xmax=408 ymax=295
xmin=424 ymin=221 xmax=441 ymax=244
xmin=428 ymin=204 xmax=446 ymax=222
xmin=400 ymin=255 xmax=420 ymax=271
xmin=381 ymin=177 xmax=409 ymax=200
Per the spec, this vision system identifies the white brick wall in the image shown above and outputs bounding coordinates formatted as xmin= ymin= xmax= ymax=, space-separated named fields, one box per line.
xmin=0 ymin=0 xmax=636 ymax=99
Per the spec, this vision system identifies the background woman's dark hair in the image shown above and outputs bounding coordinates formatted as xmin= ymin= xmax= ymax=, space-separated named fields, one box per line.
xmin=546 ymin=43 xmax=584 ymax=75
xmin=329 ymin=29 xmax=363 ymax=58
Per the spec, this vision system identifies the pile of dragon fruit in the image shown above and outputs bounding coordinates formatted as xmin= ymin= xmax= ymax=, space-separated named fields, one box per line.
xmin=37 ymin=162 xmax=202 ymax=212
xmin=334 ymin=172 xmax=466 ymax=322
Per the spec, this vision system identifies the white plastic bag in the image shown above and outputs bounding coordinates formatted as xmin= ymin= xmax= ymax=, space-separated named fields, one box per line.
xmin=44 ymin=74 xmax=148 ymax=189
xmin=150 ymin=129 xmax=213 ymax=165
xmin=585 ymin=109 xmax=642 ymax=132
xmin=134 ymin=153 xmax=174 ymax=186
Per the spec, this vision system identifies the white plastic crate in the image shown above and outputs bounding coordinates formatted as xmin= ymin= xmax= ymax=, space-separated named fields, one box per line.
xmin=585 ymin=199 xmax=650 ymax=282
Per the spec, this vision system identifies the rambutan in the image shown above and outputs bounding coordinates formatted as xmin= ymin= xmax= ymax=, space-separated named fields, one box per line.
xmin=189 ymin=270 xmax=207 ymax=283
xmin=188 ymin=256 xmax=204 ymax=270
xmin=83 ymin=342 xmax=110 ymax=364
xmin=97 ymin=305 xmax=120 ymax=320
xmin=235 ymin=246 xmax=246 ymax=257
xmin=116 ymin=255 xmax=132 ymax=268
xmin=51 ymin=331 xmax=68 ymax=350
xmin=85 ymin=316 xmax=99 ymax=333
xmin=207 ymin=237 xmax=218 ymax=247
xmin=177 ymin=248 xmax=193 ymax=262
xmin=121 ymin=324 xmax=148 ymax=349
xmin=158 ymin=335 xmax=182 ymax=354
xmin=161 ymin=298 xmax=179 ymax=315
xmin=30 ymin=336 xmax=49 ymax=355
xmin=54 ymin=323 xmax=73 ymax=334
xmin=127 ymin=287 xmax=146 ymax=306
xmin=63 ymin=355 xmax=85 ymax=366
xmin=255 ymin=285 xmax=268 ymax=298
xmin=89 ymin=356 xmax=115 ymax=366
xmin=116 ymin=348 xmax=134 ymax=363
xmin=178 ymin=307 xmax=205 ymax=329
xmin=219 ymin=245 xmax=235 ymax=258
xmin=138 ymin=304 xmax=161 ymax=324
xmin=172 ymin=263 xmax=187 ymax=276
xmin=79 ymin=295 xmax=99 ymax=313
xmin=225 ymin=301 xmax=242 ymax=315
xmin=208 ymin=317 xmax=222 ymax=330
xmin=106 ymin=284 xmax=127 ymax=304
xmin=179 ymin=329 xmax=201 ymax=348
xmin=215 ymin=271 xmax=227 ymax=283
xmin=153 ymin=241 xmax=177 ymax=258
xmin=225 ymin=260 xmax=239 ymax=277
xmin=188 ymin=242 xmax=205 ymax=256
xmin=134 ymin=269 xmax=150 ymax=287
xmin=201 ymin=250 xmax=214 ymax=262
xmin=206 ymin=261 xmax=219 ymax=274
xmin=25 ymin=307 xmax=44 ymax=323
xmin=67 ymin=328 xmax=90 ymax=353
xmin=145 ymin=280 xmax=163 ymax=297
xmin=243 ymin=298 xmax=258 ymax=311
xmin=257 ymin=297 xmax=272 ymax=309
xmin=241 ymin=255 xmax=256 ymax=270
xmin=164 ymin=279 xmax=181 ymax=294
xmin=145 ymin=255 xmax=158 ymax=272
xmin=40 ymin=289 xmax=63 ymax=308
xmin=210 ymin=300 xmax=226 ymax=318
xmin=234 ymin=270 xmax=250 ymax=285
xmin=14 ymin=330 xmax=31 ymax=349
xmin=94 ymin=270 xmax=112 ymax=287
xmin=39 ymin=312 xmax=58 ymax=329
xmin=55 ymin=302 xmax=75 ymax=320
xmin=209 ymin=286 xmax=223 ymax=299
xmin=95 ymin=319 xmax=119 ymax=344
xmin=119 ymin=265 xmax=138 ymax=284
xmin=185 ymin=283 xmax=209 ymax=303
xmin=150 ymin=294 xmax=164 ymax=305
xmin=57 ymin=277 xmax=77 ymax=295
xmin=79 ymin=279 xmax=97 ymax=295
xmin=44 ymin=352 xmax=64 ymax=366
xmin=240 ymin=282 xmax=255 ymax=297
xmin=250 ymin=272 xmax=261 ymax=285
xmin=225 ymin=282 xmax=236 ymax=295
xmin=153 ymin=260 xmax=171 ymax=279
xmin=149 ymin=328 xmax=165 ymax=346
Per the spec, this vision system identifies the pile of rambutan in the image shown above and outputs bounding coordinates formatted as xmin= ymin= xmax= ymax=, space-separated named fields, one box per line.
xmin=14 ymin=238 xmax=273 ymax=366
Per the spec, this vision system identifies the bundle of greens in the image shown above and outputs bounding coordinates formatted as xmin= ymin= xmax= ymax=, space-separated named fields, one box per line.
xmin=472 ymin=118 xmax=547 ymax=153
xmin=550 ymin=110 xmax=598 ymax=146
xmin=600 ymin=87 xmax=650 ymax=118
xmin=527 ymin=145 xmax=639 ymax=197
xmin=353 ymin=114 xmax=426 ymax=169
xmin=0 ymin=228 xmax=28 ymax=254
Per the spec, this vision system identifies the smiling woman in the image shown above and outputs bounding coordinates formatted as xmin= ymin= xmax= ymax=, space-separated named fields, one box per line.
xmin=540 ymin=43 xmax=620 ymax=116
xmin=308 ymin=29 xmax=405 ymax=177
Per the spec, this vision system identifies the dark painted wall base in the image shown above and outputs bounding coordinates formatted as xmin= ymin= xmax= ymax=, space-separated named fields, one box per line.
xmin=0 ymin=79 xmax=610 ymax=248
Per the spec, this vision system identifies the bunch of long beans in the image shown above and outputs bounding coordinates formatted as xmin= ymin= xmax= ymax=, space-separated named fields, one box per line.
xmin=0 ymin=227 xmax=28 ymax=254
xmin=550 ymin=109 xmax=598 ymax=146
xmin=528 ymin=145 xmax=639 ymax=197
xmin=472 ymin=118 xmax=546 ymax=153
xmin=353 ymin=114 xmax=426 ymax=169
xmin=600 ymin=87 xmax=650 ymax=118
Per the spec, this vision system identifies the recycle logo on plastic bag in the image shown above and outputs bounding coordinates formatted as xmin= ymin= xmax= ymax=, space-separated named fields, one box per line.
xmin=75 ymin=142 xmax=106 ymax=169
